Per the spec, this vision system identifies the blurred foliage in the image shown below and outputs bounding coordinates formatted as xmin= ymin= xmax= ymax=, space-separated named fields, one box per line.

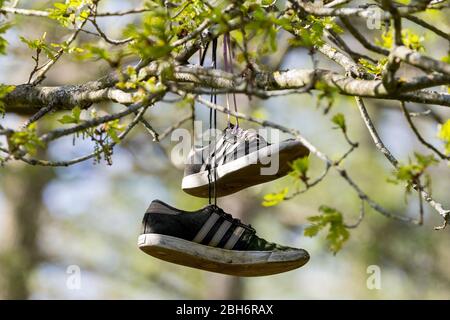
xmin=0 ymin=84 xmax=14 ymax=115
xmin=0 ymin=22 xmax=11 ymax=55
xmin=438 ymin=120 xmax=450 ymax=155
xmin=387 ymin=153 xmax=437 ymax=194
xmin=358 ymin=58 xmax=388 ymax=77
xmin=376 ymin=28 xmax=425 ymax=51
xmin=8 ymin=123 xmax=44 ymax=155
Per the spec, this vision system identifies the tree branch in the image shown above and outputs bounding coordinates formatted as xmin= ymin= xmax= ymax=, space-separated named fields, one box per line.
xmin=355 ymin=97 xmax=449 ymax=228
xmin=393 ymin=46 xmax=450 ymax=76
xmin=4 ymin=65 xmax=450 ymax=113
xmin=399 ymin=101 xmax=449 ymax=160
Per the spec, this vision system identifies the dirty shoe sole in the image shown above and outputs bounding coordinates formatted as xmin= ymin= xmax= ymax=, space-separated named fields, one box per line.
xmin=138 ymin=233 xmax=310 ymax=277
xmin=182 ymin=140 xmax=309 ymax=198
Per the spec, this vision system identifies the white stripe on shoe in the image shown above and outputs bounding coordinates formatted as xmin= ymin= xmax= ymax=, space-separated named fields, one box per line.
xmin=192 ymin=213 xmax=220 ymax=243
xmin=223 ymin=226 xmax=246 ymax=250
xmin=208 ymin=220 xmax=233 ymax=247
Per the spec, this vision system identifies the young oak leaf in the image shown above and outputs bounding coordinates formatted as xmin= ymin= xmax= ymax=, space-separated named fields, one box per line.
xmin=0 ymin=22 xmax=12 ymax=55
xmin=358 ymin=58 xmax=388 ymax=77
xmin=58 ymin=106 xmax=82 ymax=125
xmin=331 ymin=113 xmax=346 ymax=133
xmin=20 ymin=33 xmax=57 ymax=60
xmin=104 ymin=119 xmax=125 ymax=144
xmin=387 ymin=153 xmax=438 ymax=194
xmin=376 ymin=29 xmax=424 ymax=51
xmin=304 ymin=206 xmax=350 ymax=254
xmin=289 ymin=156 xmax=309 ymax=183
xmin=262 ymin=188 xmax=289 ymax=207
xmin=8 ymin=123 xmax=45 ymax=156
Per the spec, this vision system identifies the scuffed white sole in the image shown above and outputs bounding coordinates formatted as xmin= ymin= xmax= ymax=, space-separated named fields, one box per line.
xmin=138 ymin=233 xmax=309 ymax=277
xmin=182 ymin=140 xmax=309 ymax=197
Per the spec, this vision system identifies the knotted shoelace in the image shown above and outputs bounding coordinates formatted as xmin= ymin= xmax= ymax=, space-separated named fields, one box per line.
xmin=208 ymin=205 xmax=256 ymax=233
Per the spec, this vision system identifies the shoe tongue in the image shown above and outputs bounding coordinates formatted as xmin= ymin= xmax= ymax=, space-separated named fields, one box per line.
xmin=223 ymin=123 xmax=237 ymax=135
xmin=205 ymin=204 xmax=224 ymax=215
xmin=223 ymin=124 xmax=267 ymax=143
xmin=205 ymin=204 xmax=218 ymax=211
xmin=204 ymin=205 xmax=250 ymax=227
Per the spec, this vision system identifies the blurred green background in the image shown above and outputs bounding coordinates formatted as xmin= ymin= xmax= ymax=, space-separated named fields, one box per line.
xmin=0 ymin=0 xmax=449 ymax=299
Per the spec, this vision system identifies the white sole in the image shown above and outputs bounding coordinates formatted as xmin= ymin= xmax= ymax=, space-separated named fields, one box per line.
xmin=182 ymin=140 xmax=309 ymax=197
xmin=138 ymin=233 xmax=309 ymax=277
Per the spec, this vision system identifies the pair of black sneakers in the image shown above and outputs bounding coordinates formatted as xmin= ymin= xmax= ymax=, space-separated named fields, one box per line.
xmin=139 ymin=126 xmax=311 ymax=276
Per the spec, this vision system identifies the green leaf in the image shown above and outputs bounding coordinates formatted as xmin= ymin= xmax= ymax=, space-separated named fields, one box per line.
xmin=358 ymin=58 xmax=388 ymax=77
xmin=107 ymin=128 xmax=121 ymax=144
xmin=76 ymin=43 xmax=119 ymax=64
xmin=262 ymin=188 xmax=289 ymax=207
xmin=58 ymin=115 xmax=77 ymax=124
xmin=48 ymin=0 xmax=92 ymax=27
xmin=20 ymin=33 xmax=57 ymax=60
xmin=402 ymin=29 xmax=425 ymax=51
xmin=415 ymin=152 xmax=438 ymax=167
xmin=437 ymin=119 xmax=450 ymax=155
xmin=0 ymin=22 xmax=12 ymax=55
xmin=104 ymin=119 xmax=125 ymax=144
xmin=124 ymin=8 xmax=173 ymax=60
xmin=332 ymin=113 xmax=346 ymax=132
xmin=0 ymin=84 xmax=15 ymax=115
xmin=376 ymin=30 xmax=393 ymax=49
xmin=376 ymin=29 xmax=424 ymax=51
xmin=8 ymin=123 xmax=45 ymax=155
xmin=442 ymin=55 xmax=450 ymax=64
xmin=303 ymin=224 xmax=321 ymax=237
xmin=387 ymin=153 xmax=438 ymax=192
xmin=304 ymin=206 xmax=350 ymax=254
xmin=58 ymin=106 xmax=82 ymax=124
xmin=289 ymin=156 xmax=309 ymax=182
xmin=72 ymin=106 xmax=81 ymax=122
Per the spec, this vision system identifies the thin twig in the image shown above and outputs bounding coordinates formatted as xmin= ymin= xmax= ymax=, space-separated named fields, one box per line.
xmin=284 ymin=164 xmax=332 ymax=200
xmin=6 ymin=111 xmax=191 ymax=167
xmin=344 ymin=200 xmax=366 ymax=229
xmin=400 ymin=101 xmax=449 ymax=160
xmin=41 ymin=95 xmax=162 ymax=143
xmin=340 ymin=17 xmax=390 ymax=56
xmin=404 ymin=14 xmax=450 ymax=42
xmin=31 ymin=14 xmax=91 ymax=84
xmin=0 ymin=6 xmax=152 ymax=18
xmin=6 ymin=103 xmax=152 ymax=167
xmin=21 ymin=104 xmax=55 ymax=129
xmin=159 ymin=113 xmax=193 ymax=140
xmin=95 ymin=7 xmax=153 ymax=17
xmin=88 ymin=18 xmax=132 ymax=45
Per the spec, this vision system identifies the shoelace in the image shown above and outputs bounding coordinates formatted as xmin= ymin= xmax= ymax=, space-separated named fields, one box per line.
xmin=208 ymin=205 xmax=256 ymax=233
xmin=225 ymin=126 xmax=265 ymax=143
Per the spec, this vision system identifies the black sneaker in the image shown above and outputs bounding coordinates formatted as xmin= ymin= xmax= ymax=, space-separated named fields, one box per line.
xmin=138 ymin=200 xmax=310 ymax=277
xmin=182 ymin=125 xmax=309 ymax=198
